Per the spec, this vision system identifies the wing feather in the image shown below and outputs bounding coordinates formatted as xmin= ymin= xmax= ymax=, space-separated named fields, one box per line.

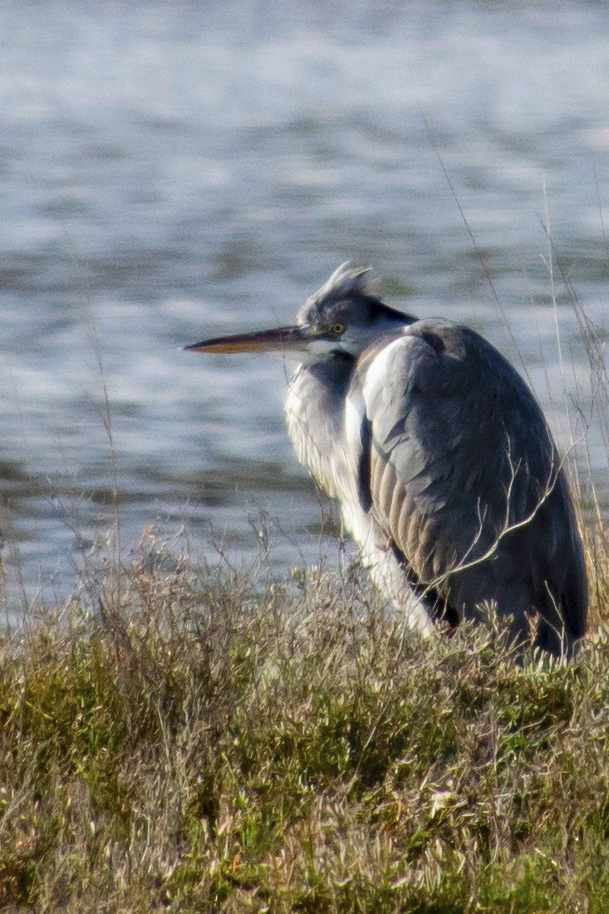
xmin=352 ymin=319 xmax=587 ymax=649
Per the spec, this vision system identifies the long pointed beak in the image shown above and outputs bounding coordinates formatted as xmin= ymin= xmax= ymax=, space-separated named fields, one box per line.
xmin=184 ymin=325 xmax=317 ymax=355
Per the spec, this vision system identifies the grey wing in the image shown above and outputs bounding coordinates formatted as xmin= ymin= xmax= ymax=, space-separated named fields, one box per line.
xmin=351 ymin=320 xmax=587 ymax=649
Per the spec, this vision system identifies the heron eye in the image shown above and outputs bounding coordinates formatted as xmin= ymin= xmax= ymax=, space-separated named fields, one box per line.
xmin=330 ymin=323 xmax=345 ymax=335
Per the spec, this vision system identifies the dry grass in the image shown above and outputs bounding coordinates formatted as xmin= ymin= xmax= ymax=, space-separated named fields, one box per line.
xmin=0 ymin=525 xmax=608 ymax=914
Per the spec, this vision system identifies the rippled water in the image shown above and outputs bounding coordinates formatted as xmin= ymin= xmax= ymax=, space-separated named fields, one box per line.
xmin=1 ymin=0 xmax=609 ymax=604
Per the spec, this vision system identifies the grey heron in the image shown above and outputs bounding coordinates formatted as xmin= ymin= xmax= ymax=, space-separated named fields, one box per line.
xmin=186 ymin=263 xmax=587 ymax=656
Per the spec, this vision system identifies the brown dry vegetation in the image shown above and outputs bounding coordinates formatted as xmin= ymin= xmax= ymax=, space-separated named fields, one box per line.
xmin=0 ymin=520 xmax=608 ymax=914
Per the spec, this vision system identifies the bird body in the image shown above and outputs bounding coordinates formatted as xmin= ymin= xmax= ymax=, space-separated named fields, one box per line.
xmin=284 ymin=347 xmax=435 ymax=635
xmin=187 ymin=263 xmax=587 ymax=655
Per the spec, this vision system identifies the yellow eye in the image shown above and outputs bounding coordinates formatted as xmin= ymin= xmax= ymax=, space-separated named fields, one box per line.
xmin=330 ymin=323 xmax=345 ymax=335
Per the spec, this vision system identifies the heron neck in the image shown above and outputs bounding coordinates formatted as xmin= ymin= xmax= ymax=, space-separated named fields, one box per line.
xmin=284 ymin=353 xmax=355 ymax=499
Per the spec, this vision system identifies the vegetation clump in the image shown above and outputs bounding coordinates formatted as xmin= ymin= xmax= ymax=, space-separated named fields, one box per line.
xmin=0 ymin=537 xmax=608 ymax=913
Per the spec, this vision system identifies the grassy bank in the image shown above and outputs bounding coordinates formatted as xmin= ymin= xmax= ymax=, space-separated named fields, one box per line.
xmin=0 ymin=536 xmax=608 ymax=914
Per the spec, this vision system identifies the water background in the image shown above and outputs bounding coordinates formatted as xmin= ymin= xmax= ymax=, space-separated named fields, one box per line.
xmin=2 ymin=0 xmax=609 ymax=605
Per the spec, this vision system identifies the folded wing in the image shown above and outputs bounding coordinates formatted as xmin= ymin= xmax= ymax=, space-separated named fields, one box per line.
xmin=348 ymin=319 xmax=587 ymax=653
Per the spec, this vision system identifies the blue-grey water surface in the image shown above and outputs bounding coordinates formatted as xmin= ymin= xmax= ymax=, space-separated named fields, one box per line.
xmin=1 ymin=0 xmax=609 ymax=605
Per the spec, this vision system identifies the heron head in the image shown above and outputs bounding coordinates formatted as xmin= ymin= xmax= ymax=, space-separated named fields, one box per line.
xmin=294 ymin=262 xmax=417 ymax=358
xmin=185 ymin=262 xmax=417 ymax=362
